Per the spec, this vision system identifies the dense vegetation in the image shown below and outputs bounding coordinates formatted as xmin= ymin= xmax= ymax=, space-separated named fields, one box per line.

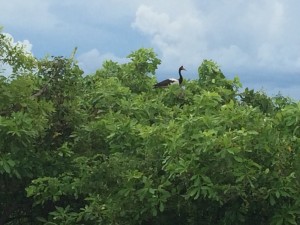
xmin=1 ymin=29 xmax=300 ymax=225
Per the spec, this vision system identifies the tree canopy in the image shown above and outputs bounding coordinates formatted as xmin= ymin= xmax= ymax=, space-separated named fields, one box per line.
xmin=1 ymin=29 xmax=300 ymax=225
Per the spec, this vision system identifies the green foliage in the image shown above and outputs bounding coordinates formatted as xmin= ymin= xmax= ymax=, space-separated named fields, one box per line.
xmin=0 ymin=32 xmax=36 ymax=74
xmin=1 ymin=29 xmax=300 ymax=225
xmin=198 ymin=59 xmax=241 ymax=103
xmin=94 ymin=48 xmax=161 ymax=93
xmin=240 ymin=87 xmax=275 ymax=114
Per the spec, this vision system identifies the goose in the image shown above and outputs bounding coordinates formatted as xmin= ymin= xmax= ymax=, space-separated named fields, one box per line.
xmin=154 ymin=66 xmax=186 ymax=88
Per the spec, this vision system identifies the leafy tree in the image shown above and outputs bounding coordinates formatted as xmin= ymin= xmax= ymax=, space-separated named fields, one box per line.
xmin=1 ymin=27 xmax=300 ymax=225
xmin=198 ymin=59 xmax=241 ymax=103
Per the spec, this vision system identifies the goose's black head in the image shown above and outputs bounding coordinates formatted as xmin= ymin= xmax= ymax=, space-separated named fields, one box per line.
xmin=179 ymin=66 xmax=186 ymax=71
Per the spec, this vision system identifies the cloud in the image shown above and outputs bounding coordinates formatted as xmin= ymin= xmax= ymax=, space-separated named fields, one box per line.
xmin=77 ymin=49 xmax=129 ymax=74
xmin=2 ymin=33 xmax=33 ymax=54
xmin=132 ymin=4 xmax=207 ymax=71
xmin=132 ymin=2 xmax=300 ymax=77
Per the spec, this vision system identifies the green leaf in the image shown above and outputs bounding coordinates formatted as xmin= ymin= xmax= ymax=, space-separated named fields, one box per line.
xmin=7 ymin=159 xmax=16 ymax=167
xmin=36 ymin=217 xmax=48 ymax=222
xmin=159 ymin=202 xmax=164 ymax=212
xmin=152 ymin=208 xmax=157 ymax=216
xmin=233 ymin=156 xmax=243 ymax=162
xmin=3 ymin=161 xmax=11 ymax=174
xmin=149 ymin=188 xmax=155 ymax=195
xmin=269 ymin=195 xmax=276 ymax=206
xmin=236 ymin=175 xmax=245 ymax=183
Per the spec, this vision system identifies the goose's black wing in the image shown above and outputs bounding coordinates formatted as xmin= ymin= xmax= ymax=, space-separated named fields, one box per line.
xmin=154 ymin=78 xmax=178 ymax=88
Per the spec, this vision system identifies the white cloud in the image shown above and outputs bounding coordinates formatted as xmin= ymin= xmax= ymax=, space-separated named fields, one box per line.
xmin=3 ymin=33 xmax=33 ymax=55
xmin=132 ymin=1 xmax=300 ymax=77
xmin=77 ymin=49 xmax=128 ymax=74
xmin=132 ymin=5 xmax=207 ymax=72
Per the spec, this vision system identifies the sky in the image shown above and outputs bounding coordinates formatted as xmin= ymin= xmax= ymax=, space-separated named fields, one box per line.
xmin=1 ymin=0 xmax=300 ymax=99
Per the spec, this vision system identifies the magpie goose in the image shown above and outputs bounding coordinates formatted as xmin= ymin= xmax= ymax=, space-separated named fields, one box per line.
xmin=154 ymin=66 xmax=186 ymax=88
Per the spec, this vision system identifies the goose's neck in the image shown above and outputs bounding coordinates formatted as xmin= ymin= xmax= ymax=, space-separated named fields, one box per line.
xmin=178 ymin=69 xmax=183 ymax=84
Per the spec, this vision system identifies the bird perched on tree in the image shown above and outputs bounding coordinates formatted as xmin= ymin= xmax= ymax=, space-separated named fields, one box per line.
xmin=154 ymin=66 xmax=186 ymax=88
